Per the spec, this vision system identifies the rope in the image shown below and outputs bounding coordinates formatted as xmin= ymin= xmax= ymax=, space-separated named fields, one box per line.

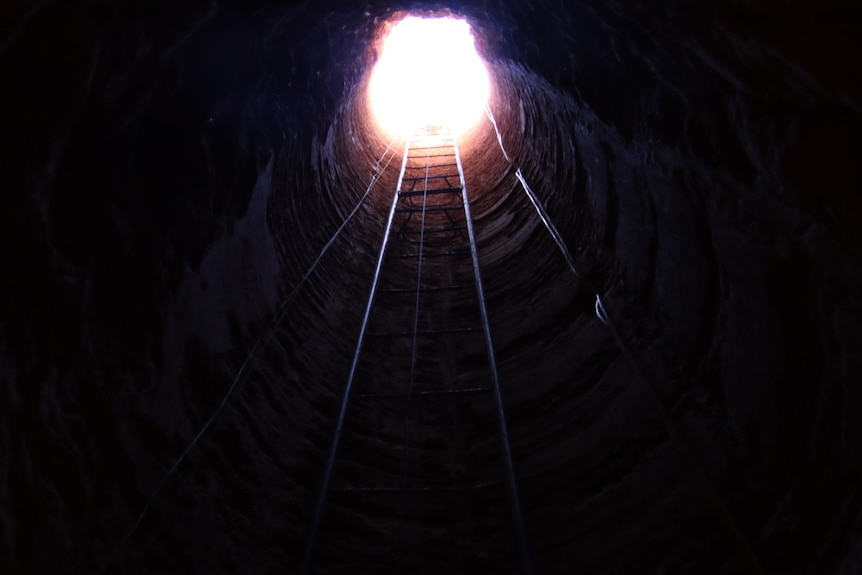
xmin=97 ymin=135 xmax=402 ymax=574
xmin=483 ymin=103 xmax=765 ymax=575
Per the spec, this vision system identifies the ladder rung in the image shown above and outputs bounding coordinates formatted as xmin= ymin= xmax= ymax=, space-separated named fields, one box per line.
xmin=407 ymin=144 xmax=454 ymax=152
xmin=404 ymin=162 xmax=458 ymax=169
xmin=399 ymin=187 xmax=461 ymax=197
xmin=378 ymin=284 xmax=473 ymax=294
xmin=395 ymin=205 xmax=460 ymax=214
xmin=407 ymin=154 xmax=455 ymax=160
xmin=359 ymin=387 xmax=491 ymax=399
xmin=402 ymin=175 xmax=459 ymax=182
xmin=367 ymin=327 xmax=479 ymax=338
xmin=333 ymin=480 xmax=502 ymax=493
xmin=406 ymin=159 xmax=454 ymax=164
xmin=398 ymin=224 xmax=464 ymax=234
xmin=392 ymin=250 xmax=470 ymax=259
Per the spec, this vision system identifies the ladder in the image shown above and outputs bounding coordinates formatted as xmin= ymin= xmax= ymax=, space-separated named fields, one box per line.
xmin=301 ymin=127 xmax=532 ymax=574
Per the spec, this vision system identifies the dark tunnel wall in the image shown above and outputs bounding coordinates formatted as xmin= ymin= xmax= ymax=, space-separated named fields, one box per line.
xmin=1 ymin=1 xmax=861 ymax=574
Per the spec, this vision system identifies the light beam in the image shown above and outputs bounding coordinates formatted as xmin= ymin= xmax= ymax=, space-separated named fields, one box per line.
xmin=368 ymin=17 xmax=490 ymax=140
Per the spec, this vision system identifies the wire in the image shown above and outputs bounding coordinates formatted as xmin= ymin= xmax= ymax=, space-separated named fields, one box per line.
xmin=455 ymin=134 xmax=534 ymax=575
xmin=595 ymin=294 xmax=609 ymax=324
xmin=300 ymin=137 xmax=411 ymax=575
xmin=397 ymin=133 xmax=432 ymax=574
xmin=97 ymin=135 xmax=402 ymax=574
xmin=485 ymin=103 xmax=513 ymax=163
xmin=483 ymin=103 xmax=765 ymax=575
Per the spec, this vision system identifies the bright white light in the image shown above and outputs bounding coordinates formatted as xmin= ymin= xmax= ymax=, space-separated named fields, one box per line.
xmin=368 ymin=17 xmax=490 ymax=139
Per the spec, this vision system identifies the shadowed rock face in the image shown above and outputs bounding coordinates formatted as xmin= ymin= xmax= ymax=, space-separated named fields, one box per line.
xmin=2 ymin=1 xmax=861 ymax=574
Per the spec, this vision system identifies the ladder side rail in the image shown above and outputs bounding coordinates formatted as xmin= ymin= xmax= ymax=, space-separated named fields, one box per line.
xmin=398 ymin=135 xmax=433 ymax=574
xmin=454 ymin=137 xmax=534 ymax=575
xmin=300 ymin=140 xmax=412 ymax=575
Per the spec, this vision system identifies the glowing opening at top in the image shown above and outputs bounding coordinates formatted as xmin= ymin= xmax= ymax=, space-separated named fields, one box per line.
xmin=368 ymin=17 xmax=490 ymax=139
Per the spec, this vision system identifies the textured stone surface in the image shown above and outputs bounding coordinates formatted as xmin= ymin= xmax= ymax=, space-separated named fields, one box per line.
xmin=1 ymin=1 xmax=860 ymax=574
